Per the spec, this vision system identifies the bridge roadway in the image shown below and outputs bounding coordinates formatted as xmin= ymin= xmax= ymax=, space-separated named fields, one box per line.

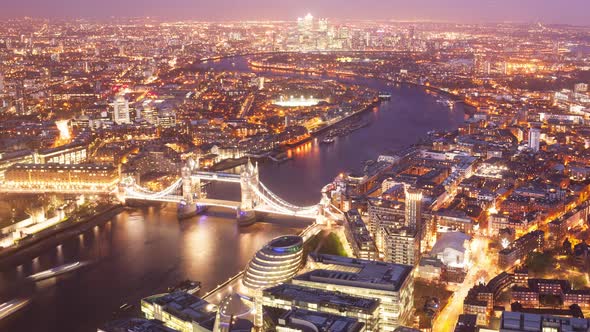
xmin=196 ymin=198 xmax=240 ymax=210
xmin=191 ymin=171 xmax=240 ymax=183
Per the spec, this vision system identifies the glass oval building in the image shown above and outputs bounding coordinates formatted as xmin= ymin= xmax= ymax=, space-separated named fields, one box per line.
xmin=243 ymin=235 xmax=304 ymax=290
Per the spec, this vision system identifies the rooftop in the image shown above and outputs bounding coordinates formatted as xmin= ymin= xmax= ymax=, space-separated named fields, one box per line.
xmin=143 ymin=291 xmax=216 ymax=325
xmin=9 ymin=163 xmax=116 ymax=171
xmin=431 ymin=231 xmax=471 ymax=255
xmin=277 ymin=308 xmax=364 ymax=332
xmin=501 ymin=311 xmax=590 ymax=332
xmin=263 ymin=283 xmax=380 ymax=313
xmin=99 ymin=318 xmax=176 ymax=332
xmin=295 ymin=254 xmax=413 ymax=292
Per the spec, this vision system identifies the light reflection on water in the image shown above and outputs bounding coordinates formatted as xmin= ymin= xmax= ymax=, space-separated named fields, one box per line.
xmin=0 ymin=205 xmax=307 ymax=332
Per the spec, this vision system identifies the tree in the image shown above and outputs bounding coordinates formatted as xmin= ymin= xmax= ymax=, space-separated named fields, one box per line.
xmin=525 ymin=252 xmax=554 ymax=276
xmin=563 ymin=238 xmax=573 ymax=255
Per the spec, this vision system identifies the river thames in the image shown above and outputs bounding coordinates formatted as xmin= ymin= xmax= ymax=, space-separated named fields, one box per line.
xmin=0 ymin=56 xmax=467 ymax=332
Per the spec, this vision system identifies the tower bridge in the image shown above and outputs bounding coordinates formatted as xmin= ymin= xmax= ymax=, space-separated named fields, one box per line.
xmin=121 ymin=159 xmax=330 ymax=224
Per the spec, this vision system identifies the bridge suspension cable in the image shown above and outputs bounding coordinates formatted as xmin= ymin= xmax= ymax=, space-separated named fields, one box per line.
xmin=257 ymin=182 xmax=318 ymax=211
xmin=125 ymin=178 xmax=183 ymax=199
xmin=252 ymin=182 xmax=318 ymax=216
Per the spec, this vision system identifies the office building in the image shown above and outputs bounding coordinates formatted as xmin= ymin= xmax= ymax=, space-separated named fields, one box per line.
xmin=383 ymin=226 xmax=420 ymax=266
xmin=112 ymin=94 xmax=131 ymax=125
xmin=257 ymin=283 xmax=379 ymax=331
xmin=294 ymin=254 xmax=414 ymax=331
xmin=0 ymin=150 xmax=34 ymax=180
xmin=343 ymin=210 xmax=379 ymax=260
xmin=141 ymin=291 xmax=216 ymax=332
xmin=158 ymin=109 xmax=177 ymax=128
xmin=404 ymin=186 xmax=422 ymax=229
xmin=367 ymin=198 xmax=405 ymax=251
xmin=4 ymin=163 xmax=119 ymax=191
xmin=528 ymin=125 xmax=540 ymax=152
xmin=274 ymin=308 xmax=365 ymax=332
xmin=243 ymin=236 xmax=304 ymax=291
xmin=499 ymin=311 xmax=590 ymax=332
xmin=138 ymin=100 xmax=159 ymax=124
xmin=98 ymin=318 xmax=177 ymax=332
xmin=34 ymin=142 xmax=87 ymax=164
xmin=370 ymin=187 xmax=424 ymax=266
xmin=574 ymin=83 xmax=588 ymax=93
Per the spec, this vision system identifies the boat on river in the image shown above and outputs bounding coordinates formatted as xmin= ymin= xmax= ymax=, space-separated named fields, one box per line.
xmin=0 ymin=299 xmax=29 ymax=320
xmin=167 ymin=279 xmax=202 ymax=294
xmin=27 ymin=261 xmax=85 ymax=282
xmin=321 ymin=137 xmax=335 ymax=144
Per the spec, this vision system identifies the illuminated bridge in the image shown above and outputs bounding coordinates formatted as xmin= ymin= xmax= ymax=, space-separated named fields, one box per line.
xmin=121 ymin=159 xmax=327 ymax=223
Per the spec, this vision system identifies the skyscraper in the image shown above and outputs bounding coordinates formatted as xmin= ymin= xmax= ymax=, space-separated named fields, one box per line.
xmin=318 ymin=18 xmax=328 ymax=32
xmin=112 ymin=95 xmax=131 ymax=125
xmin=404 ymin=186 xmax=422 ymax=229
xmin=258 ymin=76 xmax=264 ymax=90
xmin=303 ymin=13 xmax=313 ymax=32
xmin=528 ymin=125 xmax=541 ymax=152
xmin=297 ymin=13 xmax=313 ymax=35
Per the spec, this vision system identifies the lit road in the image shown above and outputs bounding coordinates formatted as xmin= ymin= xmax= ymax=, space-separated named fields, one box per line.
xmin=432 ymin=235 xmax=499 ymax=332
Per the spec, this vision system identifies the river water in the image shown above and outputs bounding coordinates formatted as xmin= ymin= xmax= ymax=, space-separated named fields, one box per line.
xmin=0 ymin=56 xmax=466 ymax=332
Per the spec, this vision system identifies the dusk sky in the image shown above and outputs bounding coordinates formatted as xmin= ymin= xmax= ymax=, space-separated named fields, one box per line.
xmin=2 ymin=0 xmax=590 ymax=25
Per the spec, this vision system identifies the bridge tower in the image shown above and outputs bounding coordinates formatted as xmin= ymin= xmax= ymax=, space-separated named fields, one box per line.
xmin=316 ymin=191 xmax=331 ymax=226
xmin=186 ymin=156 xmax=205 ymax=200
xmin=237 ymin=159 xmax=258 ymax=225
xmin=178 ymin=160 xmax=209 ymax=219
xmin=181 ymin=166 xmax=194 ymax=204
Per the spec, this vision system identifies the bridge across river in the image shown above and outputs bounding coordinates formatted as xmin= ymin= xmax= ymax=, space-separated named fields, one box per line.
xmin=123 ymin=160 xmax=326 ymax=223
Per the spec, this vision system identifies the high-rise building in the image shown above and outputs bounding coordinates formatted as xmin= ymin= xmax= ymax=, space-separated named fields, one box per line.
xmin=297 ymin=13 xmax=313 ymax=35
xmin=528 ymin=125 xmax=541 ymax=152
xmin=0 ymin=73 xmax=4 ymax=93
xmin=258 ymin=76 xmax=265 ymax=90
xmin=367 ymin=198 xmax=405 ymax=252
xmin=404 ymin=186 xmax=422 ymax=229
xmin=303 ymin=13 xmax=313 ymax=32
xmin=343 ymin=210 xmax=379 ymax=260
xmin=368 ymin=188 xmax=424 ymax=266
xmin=157 ymin=109 xmax=176 ymax=128
xmin=138 ymin=100 xmax=158 ymax=124
xmin=318 ymin=18 xmax=328 ymax=32
xmin=112 ymin=95 xmax=131 ymax=125
xmin=383 ymin=226 xmax=420 ymax=266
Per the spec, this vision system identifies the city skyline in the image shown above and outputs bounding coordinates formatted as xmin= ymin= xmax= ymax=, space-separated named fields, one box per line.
xmin=1 ymin=0 xmax=590 ymax=26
